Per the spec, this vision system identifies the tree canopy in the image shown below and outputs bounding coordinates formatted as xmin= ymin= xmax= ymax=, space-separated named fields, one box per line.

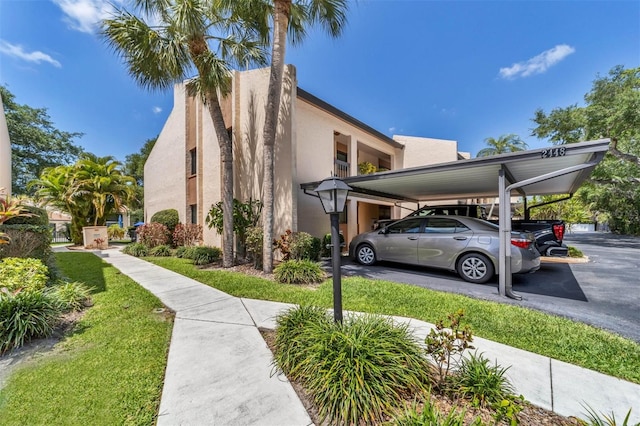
xmin=476 ymin=134 xmax=528 ymax=157
xmin=531 ymin=65 xmax=640 ymax=234
xmin=1 ymin=85 xmax=84 ymax=195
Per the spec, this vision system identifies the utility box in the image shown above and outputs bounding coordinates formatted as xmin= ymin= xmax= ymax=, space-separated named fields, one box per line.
xmin=82 ymin=226 xmax=108 ymax=249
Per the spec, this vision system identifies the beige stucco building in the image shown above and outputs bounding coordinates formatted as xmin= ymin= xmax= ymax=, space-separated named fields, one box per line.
xmin=144 ymin=66 xmax=467 ymax=248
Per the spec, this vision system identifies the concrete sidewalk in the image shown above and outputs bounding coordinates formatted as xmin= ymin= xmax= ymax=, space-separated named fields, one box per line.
xmin=91 ymin=248 xmax=640 ymax=425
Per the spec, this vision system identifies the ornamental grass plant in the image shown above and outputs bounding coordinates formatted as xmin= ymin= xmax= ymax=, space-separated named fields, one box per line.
xmin=273 ymin=259 xmax=325 ymax=284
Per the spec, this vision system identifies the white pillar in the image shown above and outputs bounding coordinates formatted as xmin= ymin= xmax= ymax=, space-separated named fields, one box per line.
xmin=0 ymin=92 xmax=11 ymax=197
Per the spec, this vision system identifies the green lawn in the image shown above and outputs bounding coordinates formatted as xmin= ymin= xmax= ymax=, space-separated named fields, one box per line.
xmin=0 ymin=253 xmax=173 ymax=426
xmin=148 ymin=256 xmax=640 ymax=384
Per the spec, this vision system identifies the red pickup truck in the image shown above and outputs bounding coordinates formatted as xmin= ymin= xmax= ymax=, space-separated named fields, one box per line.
xmin=375 ymin=204 xmax=568 ymax=257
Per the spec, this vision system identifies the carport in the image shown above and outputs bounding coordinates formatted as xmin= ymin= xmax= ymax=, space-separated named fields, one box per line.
xmin=301 ymin=139 xmax=610 ymax=299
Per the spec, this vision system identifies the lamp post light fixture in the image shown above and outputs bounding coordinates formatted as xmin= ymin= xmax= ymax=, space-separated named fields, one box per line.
xmin=313 ymin=176 xmax=352 ymax=322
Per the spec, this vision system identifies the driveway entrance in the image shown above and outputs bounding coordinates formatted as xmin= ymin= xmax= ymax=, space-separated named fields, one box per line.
xmin=339 ymin=232 xmax=640 ymax=343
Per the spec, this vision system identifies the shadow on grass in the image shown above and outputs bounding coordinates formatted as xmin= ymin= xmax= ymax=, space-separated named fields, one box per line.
xmin=54 ymin=252 xmax=108 ymax=294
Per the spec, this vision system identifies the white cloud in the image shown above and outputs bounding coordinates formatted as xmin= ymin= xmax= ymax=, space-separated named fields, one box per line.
xmin=152 ymin=106 xmax=162 ymax=114
xmin=0 ymin=40 xmax=61 ymax=68
xmin=499 ymin=44 xmax=576 ymax=79
xmin=388 ymin=127 xmax=397 ymax=133
xmin=52 ymin=0 xmax=119 ymax=34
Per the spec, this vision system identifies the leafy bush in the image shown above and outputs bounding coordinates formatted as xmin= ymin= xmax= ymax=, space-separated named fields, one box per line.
xmin=122 ymin=242 xmax=149 ymax=257
xmin=136 ymin=223 xmax=169 ymax=248
xmin=3 ymin=205 xmax=49 ymax=226
xmin=0 ymin=288 xmax=61 ymax=354
xmin=174 ymin=245 xmax=192 ymax=258
xmin=274 ymin=259 xmax=325 ymax=284
xmin=107 ymin=224 xmax=125 ymax=240
xmin=245 ymin=226 xmax=263 ymax=269
xmin=321 ymin=232 xmax=345 ymax=257
xmin=568 ymin=246 xmax=584 ymax=258
xmin=150 ymin=209 xmax=179 ymax=244
xmin=273 ymin=307 xmax=431 ymax=425
xmin=273 ymin=229 xmax=294 ymax=260
xmin=0 ymin=224 xmax=53 ymax=261
xmin=150 ymin=245 xmax=172 ymax=257
xmin=425 ymin=310 xmax=474 ymax=388
xmin=274 ymin=230 xmax=321 ymax=261
xmin=0 ymin=257 xmax=49 ymax=292
xmin=205 ymin=198 xmax=262 ymax=258
xmin=581 ymin=405 xmax=636 ymax=426
xmin=188 ymin=246 xmax=221 ymax=265
xmin=48 ymin=281 xmax=92 ymax=312
xmin=449 ymin=352 xmax=516 ymax=408
xmin=172 ymin=223 xmax=202 ymax=247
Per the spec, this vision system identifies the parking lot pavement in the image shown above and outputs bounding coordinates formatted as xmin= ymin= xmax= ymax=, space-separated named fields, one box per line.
xmin=338 ymin=232 xmax=640 ymax=343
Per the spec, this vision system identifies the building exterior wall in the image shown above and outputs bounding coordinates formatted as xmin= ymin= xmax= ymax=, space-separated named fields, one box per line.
xmin=144 ymin=84 xmax=188 ymax=224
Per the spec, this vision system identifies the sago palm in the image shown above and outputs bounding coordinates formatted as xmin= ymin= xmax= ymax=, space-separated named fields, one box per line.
xmin=221 ymin=0 xmax=350 ymax=272
xmin=476 ymin=134 xmax=528 ymax=157
xmin=101 ymin=0 xmax=267 ymax=267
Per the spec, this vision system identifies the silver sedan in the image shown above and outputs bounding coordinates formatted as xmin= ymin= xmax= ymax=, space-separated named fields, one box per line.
xmin=348 ymin=215 xmax=540 ymax=284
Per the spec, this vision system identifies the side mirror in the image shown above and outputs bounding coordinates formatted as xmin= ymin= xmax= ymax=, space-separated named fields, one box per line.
xmin=378 ymin=228 xmax=388 ymax=235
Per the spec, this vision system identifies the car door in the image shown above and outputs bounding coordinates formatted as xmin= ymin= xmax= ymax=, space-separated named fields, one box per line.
xmin=418 ymin=217 xmax=472 ymax=268
xmin=376 ymin=218 xmax=424 ymax=264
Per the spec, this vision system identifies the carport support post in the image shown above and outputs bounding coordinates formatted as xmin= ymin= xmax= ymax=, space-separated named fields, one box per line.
xmin=330 ymin=212 xmax=343 ymax=323
xmin=498 ymin=169 xmax=519 ymax=299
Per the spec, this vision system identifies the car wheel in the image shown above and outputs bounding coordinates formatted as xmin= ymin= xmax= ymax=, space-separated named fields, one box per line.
xmin=457 ymin=253 xmax=494 ymax=284
xmin=356 ymin=244 xmax=376 ymax=266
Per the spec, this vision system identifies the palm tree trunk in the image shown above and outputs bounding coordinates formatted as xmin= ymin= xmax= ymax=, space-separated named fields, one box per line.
xmin=205 ymin=90 xmax=235 ymax=268
xmin=262 ymin=0 xmax=290 ymax=273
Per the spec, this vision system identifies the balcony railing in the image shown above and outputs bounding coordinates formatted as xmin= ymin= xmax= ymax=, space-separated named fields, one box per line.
xmin=334 ymin=159 xmax=350 ymax=178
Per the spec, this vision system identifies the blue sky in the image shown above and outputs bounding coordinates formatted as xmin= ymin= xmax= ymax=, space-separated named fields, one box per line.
xmin=1 ymin=0 xmax=638 ymax=163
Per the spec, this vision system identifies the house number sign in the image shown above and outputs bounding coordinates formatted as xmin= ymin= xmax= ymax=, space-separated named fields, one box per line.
xmin=541 ymin=147 xmax=566 ymax=158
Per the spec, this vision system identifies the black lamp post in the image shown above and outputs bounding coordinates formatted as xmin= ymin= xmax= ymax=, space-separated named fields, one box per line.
xmin=313 ymin=176 xmax=352 ymax=322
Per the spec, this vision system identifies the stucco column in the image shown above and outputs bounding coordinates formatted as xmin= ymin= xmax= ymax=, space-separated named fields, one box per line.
xmin=0 ymin=92 xmax=11 ymax=197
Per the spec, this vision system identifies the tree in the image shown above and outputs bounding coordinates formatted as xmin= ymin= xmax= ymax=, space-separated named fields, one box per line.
xmin=124 ymin=137 xmax=157 ymax=222
xmin=476 ymin=134 xmax=528 ymax=157
xmin=102 ymin=0 xmax=266 ymax=267
xmin=30 ymin=154 xmax=136 ymax=244
xmin=1 ymin=85 xmax=83 ymax=195
xmin=531 ymin=66 xmax=640 ymax=234
xmin=229 ymin=0 xmax=349 ymax=272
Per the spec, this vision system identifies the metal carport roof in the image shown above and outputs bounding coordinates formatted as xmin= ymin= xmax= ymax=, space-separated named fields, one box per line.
xmin=301 ymin=138 xmax=610 ymax=299
xmin=301 ymin=139 xmax=610 ymax=204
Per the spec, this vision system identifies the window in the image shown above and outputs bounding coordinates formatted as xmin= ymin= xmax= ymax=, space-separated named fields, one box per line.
xmin=190 ymin=204 xmax=197 ymax=224
xmin=336 ymin=150 xmax=348 ymax=162
xmin=386 ymin=218 xmax=423 ymax=234
xmin=425 ymin=218 xmax=469 ymax=234
xmin=378 ymin=205 xmax=391 ymax=220
xmin=190 ymin=148 xmax=197 ymax=175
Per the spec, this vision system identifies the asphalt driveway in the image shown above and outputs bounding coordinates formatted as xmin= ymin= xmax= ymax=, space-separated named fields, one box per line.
xmin=339 ymin=232 xmax=640 ymax=343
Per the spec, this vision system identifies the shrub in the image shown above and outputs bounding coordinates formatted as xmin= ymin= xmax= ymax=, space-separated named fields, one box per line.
xmin=107 ymin=224 xmax=125 ymax=240
xmin=0 ymin=257 xmax=49 ymax=292
xmin=245 ymin=226 xmax=263 ymax=269
xmin=274 ymin=259 xmax=325 ymax=284
xmin=174 ymin=245 xmax=192 ymax=258
xmin=0 ymin=288 xmax=61 ymax=354
xmin=288 ymin=232 xmax=319 ymax=261
xmin=3 ymin=205 xmax=49 ymax=226
xmin=449 ymin=352 xmax=516 ymax=408
xmin=188 ymin=246 xmax=221 ymax=265
xmin=136 ymin=223 xmax=169 ymax=248
xmin=172 ymin=223 xmax=202 ymax=247
xmin=321 ymin=232 xmax=345 ymax=257
xmin=122 ymin=242 xmax=149 ymax=257
xmin=393 ymin=398 xmax=471 ymax=426
xmin=150 ymin=209 xmax=179 ymax=242
xmin=273 ymin=229 xmax=294 ymax=260
xmin=150 ymin=245 xmax=172 ymax=257
xmin=581 ymin=405 xmax=636 ymax=426
xmin=48 ymin=281 xmax=92 ymax=312
xmin=568 ymin=245 xmax=584 ymax=258
xmin=273 ymin=307 xmax=431 ymax=425
xmin=0 ymin=224 xmax=53 ymax=261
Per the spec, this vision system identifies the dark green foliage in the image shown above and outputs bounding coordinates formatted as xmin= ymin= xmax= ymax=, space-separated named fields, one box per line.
xmin=273 ymin=306 xmax=432 ymax=425
xmin=245 ymin=226 xmax=263 ymax=269
xmin=188 ymin=246 xmax=221 ymax=265
xmin=206 ymin=198 xmax=262 ymax=258
xmin=321 ymin=232 xmax=345 ymax=257
xmin=3 ymin=205 xmax=49 ymax=226
xmin=48 ymin=281 xmax=92 ymax=312
xmin=273 ymin=259 xmax=325 ymax=284
xmin=449 ymin=352 xmax=516 ymax=408
xmin=174 ymin=245 xmax=192 ymax=258
xmin=0 ymin=257 xmax=49 ymax=292
xmin=122 ymin=242 xmax=149 ymax=257
xmin=149 ymin=245 xmax=172 ymax=257
xmin=425 ymin=310 xmax=475 ymax=388
xmin=150 ymin=209 xmax=179 ymax=238
xmin=0 ymin=288 xmax=61 ymax=354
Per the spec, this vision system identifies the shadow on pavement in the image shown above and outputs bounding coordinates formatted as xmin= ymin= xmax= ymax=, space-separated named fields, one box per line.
xmin=512 ymin=262 xmax=587 ymax=302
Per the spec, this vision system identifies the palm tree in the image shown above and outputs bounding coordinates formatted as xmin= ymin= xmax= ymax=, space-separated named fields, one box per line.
xmin=101 ymin=0 xmax=266 ymax=267
xmin=227 ymin=0 xmax=349 ymax=272
xmin=476 ymin=134 xmax=528 ymax=157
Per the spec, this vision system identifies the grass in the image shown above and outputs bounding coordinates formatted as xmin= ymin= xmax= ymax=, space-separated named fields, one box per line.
xmin=0 ymin=253 xmax=173 ymax=425
xmin=147 ymin=256 xmax=640 ymax=384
